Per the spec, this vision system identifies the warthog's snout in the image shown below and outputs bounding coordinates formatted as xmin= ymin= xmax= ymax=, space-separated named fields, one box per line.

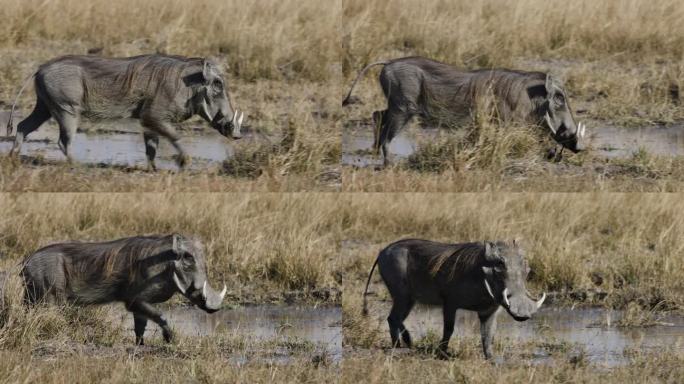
xmin=173 ymin=276 xmax=227 ymax=313
xmin=549 ymin=118 xmax=587 ymax=154
xmin=212 ymin=110 xmax=244 ymax=140
xmin=484 ymin=280 xmax=546 ymax=321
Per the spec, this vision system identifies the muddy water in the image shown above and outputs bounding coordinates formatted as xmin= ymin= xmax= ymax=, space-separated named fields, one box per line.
xmin=0 ymin=118 xmax=235 ymax=170
xmin=387 ymin=305 xmax=684 ymax=366
xmin=342 ymin=122 xmax=684 ymax=167
xmin=111 ymin=305 xmax=342 ymax=362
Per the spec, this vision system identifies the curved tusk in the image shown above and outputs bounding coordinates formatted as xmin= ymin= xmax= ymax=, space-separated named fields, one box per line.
xmin=483 ymin=279 xmax=496 ymax=301
xmin=219 ymin=284 xmax=227 ymax=300
xmin=172 ymin=272 xmax=186 ymax=294
xmin=232 ymin=111 xmax=237 ymax=125
xmin=502 ymin=288 xmax=510 ymax=308
xmin=238 ymin=111 xmax=244 ymax=125
xmin=545 ymin=112 xmax=556 ymax=135
xmin=536 ymin=292 xmax=547 ymax=309
xmin=202 ymin=281 xmax=207 ymax=299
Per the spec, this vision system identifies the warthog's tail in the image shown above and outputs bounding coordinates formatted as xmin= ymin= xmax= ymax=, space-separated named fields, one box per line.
xmin=6 ymin=72 xmax=36 ymax=136
xmin=342 ymin=61 xmax=389 ymax=107
xmin=362 ymin=255 xmax=380 ymax=316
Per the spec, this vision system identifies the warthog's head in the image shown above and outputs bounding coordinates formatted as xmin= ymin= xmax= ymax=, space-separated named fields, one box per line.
xmin=533 ymin=75 xmax=586 ymax=153
xmin=482 ymin=240 xmax=545 ymax=322
xmin=194 ymin=60 xmax=244 ymax=140
xmin=170 ymin=234 xmax=226 ymax=313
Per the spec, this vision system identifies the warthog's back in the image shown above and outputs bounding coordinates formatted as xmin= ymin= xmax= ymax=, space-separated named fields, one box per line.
xmin=35 ymin=54 xmax=205 ymax=120
xmin=22 ymin=235 xmax=175 ymax=304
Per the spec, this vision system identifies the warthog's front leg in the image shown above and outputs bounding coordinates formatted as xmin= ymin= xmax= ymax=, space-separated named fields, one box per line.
xmin=133 ymin=313 xmax=148 ymax=345
xmin=478 ymin=307 xmax=501 ymax=360
xmin=140 ymin=118 xmax=188 ymax=169
xmin=438 ymin=302 xmax=457 ymax=359
xmin=143 ymin=131 xmax=160 ymax=171
xmin=127 ymin=300 xmax=173 ymax=343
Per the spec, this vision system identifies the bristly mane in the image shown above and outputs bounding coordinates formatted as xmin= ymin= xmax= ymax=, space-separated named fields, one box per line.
xmin=58 ymin=235 xmax=175 ymax=283
xmin=429 ymin=241 xmax=486 ymax=278
xmin=116 ymin=55 xmax=206 ymax=97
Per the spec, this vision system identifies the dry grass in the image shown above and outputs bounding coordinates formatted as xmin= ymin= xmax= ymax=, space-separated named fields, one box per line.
xmin=341 ymin=352 xmax=684 ymax=384
xmin=0 ymin=193 xmax=345 ymax=301
xmin=0 ymin=350 xmax=337 ymax=384
xmin=0 ymin=0 xmax=339 ymax=82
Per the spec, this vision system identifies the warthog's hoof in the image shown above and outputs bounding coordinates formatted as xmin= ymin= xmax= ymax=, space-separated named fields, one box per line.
xmin=436 ymin=348 xmax=453 ymax=360
xmin=175 ymin=154 xmax=190 ymax=169
xmin=162 ymin=329 xmax=174 ymax=343
xmin=547 ymin=147 xmax=564 ymax=162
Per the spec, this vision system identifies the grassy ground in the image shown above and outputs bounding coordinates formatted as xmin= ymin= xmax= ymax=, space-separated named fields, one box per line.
xmin=340 ymin=352 xmax=684 ymax=384
xmin=0 ymin=0 xmax=341 ymax=192
xmin=342 ymin=0 xmax=684 ymax=192
xmin=0 ymin=301 xmax=338 ymax=383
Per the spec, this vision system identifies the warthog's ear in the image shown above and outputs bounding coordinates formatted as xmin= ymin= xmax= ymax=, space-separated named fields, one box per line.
xmin=484 ymin=241 xmax=496 ymax=259
xmin=545 ymin=74 xmax=556 ymax=95
xmin=202 ymin=59 xmax=218 ymax=85
xmin=172 ymin=234 xmax=184 ymax=257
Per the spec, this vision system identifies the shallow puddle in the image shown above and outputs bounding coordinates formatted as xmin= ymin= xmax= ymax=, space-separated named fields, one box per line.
xmin=591 ymin=124 xmax=684 ymax=158
xmin=342 ymin=122 xmax=684 ymax=167
xmin=0 ymin=117 xmax=236 ymax=170
xmin=111 ymin=305 xmax=342 ymax=362
xmin=380 ymin=305 xmax=684 ymax=366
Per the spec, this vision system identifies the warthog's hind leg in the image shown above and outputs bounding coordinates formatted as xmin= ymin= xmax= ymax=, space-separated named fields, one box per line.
xmin=387 ymin=297 xmax=414 ymax=348
xmin=133 ymin=313 xmax=148 ymax=345
xmin=54 ymin=112 xmax=79 ymax=162
xmin=377 ymin=109 xmax=411 ymax=167
xmin=127 ymin=300 xmax=173 ymax=343
xmin=143 ymin=132 xmax=159 ymax=171
xmin=478 ymin=307 xmax=500 ymax=360
xmin=10 ymin=98 xmax=51 ymax=157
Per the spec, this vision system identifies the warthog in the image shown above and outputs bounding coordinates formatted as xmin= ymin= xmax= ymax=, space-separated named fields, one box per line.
xmin=343 ymin=56 xmax=586 ymax=165
xmin=6 ymin=54 xmax=244 ymax=170
xmin=21 ymin=234 xmax=227 ymax=345
xmin=363 ymin=239 xmax=545 ymax=359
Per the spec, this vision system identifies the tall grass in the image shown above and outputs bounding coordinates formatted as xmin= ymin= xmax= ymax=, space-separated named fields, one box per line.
xmin=343 ymin=0 xmax=684 ymax=128
xmin=0 ymin=193 xmax=345 ymax=300
xmin=0 ymin=0 xmax=340 ymax=82
xmin=344 ymin=0 xmax=684 ymax=69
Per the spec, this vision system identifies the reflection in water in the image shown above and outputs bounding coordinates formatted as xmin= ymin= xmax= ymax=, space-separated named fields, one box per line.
xmin=590 ymin=124 xmax=684 ymax=158
xmin=111 ymin=305 xmax=342 ymax=361
xmin=396 ymin=306 xmax=684 ymax=366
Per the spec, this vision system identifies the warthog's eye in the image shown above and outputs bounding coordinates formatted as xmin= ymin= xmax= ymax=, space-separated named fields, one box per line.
xmin=212 ymin=80 xmax=224 ymax=92
xmin=554 ymin=94 xmax=565 ymax=107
